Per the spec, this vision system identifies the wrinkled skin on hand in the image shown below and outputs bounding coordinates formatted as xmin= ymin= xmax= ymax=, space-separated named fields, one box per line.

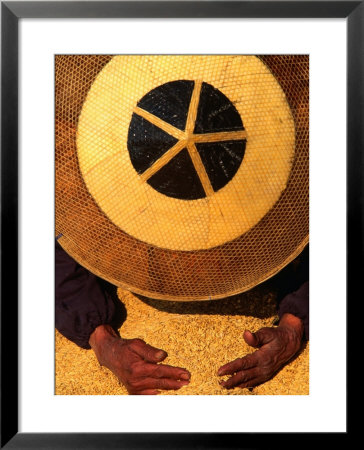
xmin=218 ymin=313 xmax=304 ymax=389
xmin=89 ymin=324 xmax=190 ymax=395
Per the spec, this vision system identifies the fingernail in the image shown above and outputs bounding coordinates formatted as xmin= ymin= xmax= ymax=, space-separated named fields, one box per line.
xmin=180 ymin=373 xmax=190 ymax=380
xmin=155 ymin=350 xmax=165 ymax=360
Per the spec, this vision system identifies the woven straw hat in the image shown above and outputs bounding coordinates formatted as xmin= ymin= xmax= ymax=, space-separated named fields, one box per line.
xmin=55 ymin=55 xmax=309 ymax=300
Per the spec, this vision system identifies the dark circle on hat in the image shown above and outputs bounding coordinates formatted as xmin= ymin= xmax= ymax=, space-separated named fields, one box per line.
xmin=127 ymin=80 xmax=246 ymax=200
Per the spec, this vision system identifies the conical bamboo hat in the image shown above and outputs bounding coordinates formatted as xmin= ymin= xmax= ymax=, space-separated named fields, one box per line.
xmin=56 ymin=55 xmax=309 ymax=300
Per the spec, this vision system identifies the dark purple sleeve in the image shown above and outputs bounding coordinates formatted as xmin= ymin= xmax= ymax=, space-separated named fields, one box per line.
xmin=278 ymin=281 xmax=309 ymax=340
xmin=55 ymin=240 xmax=116 ymax=349
xmin=273 ymin=246 xmax=309 ymax=340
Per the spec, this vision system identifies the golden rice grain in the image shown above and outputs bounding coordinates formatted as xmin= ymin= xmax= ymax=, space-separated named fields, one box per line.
xmin=55 ymin=286 xmax=309 ymax=395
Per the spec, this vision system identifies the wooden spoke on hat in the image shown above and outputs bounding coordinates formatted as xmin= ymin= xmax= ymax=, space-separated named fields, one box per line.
xmin=193 ymin=130 xmax=247 ymax=143
xmin=139 ymin=139 xmax=187 ymax=182
xmin=185 ymin=79 xmax=203 ymax=135
xmin=186 ymin=142 xmax=214 ymax=197
xmin=133 ymin=106 xmax=186 ymax=141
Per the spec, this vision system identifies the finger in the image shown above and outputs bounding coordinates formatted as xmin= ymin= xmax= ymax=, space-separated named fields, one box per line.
xmin=243 ymin=330 xmax=260 ymax=347
xmin=130 ymin=339 xmax=168 ymax=363
xmin=141 ymin=363 xmax=190 ymax=381
xmin=235 ymin=379 xmax=265 ymax=389
xmin=155 ymin=378 xmax=190 ymax=391
xmin=219 ymin=369 xmax=258 ymax=389
xmin=137 ymin=389 xmax=160 ymax=395
xmin=131 ymin=377 xmax=190 ymax=392
xmin=243 ymin=328 xmax=274 ymax=348
xmin=235 ymin=371 xmax=272 ymax=389
xmin=218 ymin=354 xmax=257 ymax=376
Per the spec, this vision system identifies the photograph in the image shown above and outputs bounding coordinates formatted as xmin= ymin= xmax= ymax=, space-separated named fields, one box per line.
xmin=55 ymin=54 xmax=309 ymax=396
xmin=2 ymin=0 xmax=356 ymax=444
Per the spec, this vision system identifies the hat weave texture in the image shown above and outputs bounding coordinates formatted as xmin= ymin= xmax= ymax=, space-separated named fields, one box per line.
xmin=55 ymin=55 xmax=309 ymax=300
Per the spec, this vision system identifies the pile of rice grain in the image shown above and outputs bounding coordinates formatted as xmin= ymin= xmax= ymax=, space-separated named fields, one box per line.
xmin=55 ymin=287 xmax=309 ymax=395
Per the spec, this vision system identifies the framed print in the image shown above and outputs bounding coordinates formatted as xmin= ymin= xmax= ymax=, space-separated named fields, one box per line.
xmin=1 ymin=1 xmax=361 ymax=447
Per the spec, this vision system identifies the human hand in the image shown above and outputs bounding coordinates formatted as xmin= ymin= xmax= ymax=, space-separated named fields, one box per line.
xmin=89 ymin=324 xmax=190 ymax=395
xmin=217 ymin=313 xmax=303 ymax=389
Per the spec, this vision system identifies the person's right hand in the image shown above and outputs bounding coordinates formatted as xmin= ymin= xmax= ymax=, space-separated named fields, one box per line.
xmin=89 ymin=324 xmax=190 ymax=395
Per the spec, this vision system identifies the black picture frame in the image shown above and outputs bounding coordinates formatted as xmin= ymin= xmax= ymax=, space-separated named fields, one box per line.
xmin=1 ymin=1 xmax=360 ymax=448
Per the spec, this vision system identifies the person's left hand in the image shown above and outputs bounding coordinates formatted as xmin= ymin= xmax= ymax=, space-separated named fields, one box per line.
xmin=217 ymin=313 xmax=303 ymax=389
